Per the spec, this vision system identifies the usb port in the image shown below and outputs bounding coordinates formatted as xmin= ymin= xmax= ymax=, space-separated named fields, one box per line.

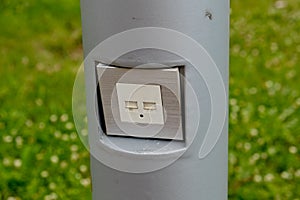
xmin=125 ymin=101 xmax=138 ymax=110
xmin=143 ymin=102 xmax=156 ymax=110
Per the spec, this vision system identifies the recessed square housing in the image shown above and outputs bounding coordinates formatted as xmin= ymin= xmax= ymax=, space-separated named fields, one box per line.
xmin=96 ymin=63 xmax=184 ymax=141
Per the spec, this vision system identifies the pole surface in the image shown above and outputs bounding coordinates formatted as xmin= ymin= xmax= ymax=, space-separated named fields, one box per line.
xmin=80 ymin=0 xmax=229 ymax=199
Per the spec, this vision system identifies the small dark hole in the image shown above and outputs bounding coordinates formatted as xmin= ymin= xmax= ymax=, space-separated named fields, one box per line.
xmin=140 ymin=114 xmax=144 ymax=118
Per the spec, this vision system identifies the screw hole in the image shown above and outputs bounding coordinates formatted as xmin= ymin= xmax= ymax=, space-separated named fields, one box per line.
xmin=140 ymin=114 xmax=144 ymax=118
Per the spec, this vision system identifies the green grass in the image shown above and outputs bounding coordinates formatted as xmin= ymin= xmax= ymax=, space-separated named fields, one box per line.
xmin=0 ymin=0 xmax=299 ymax=199
xmin=229 ymin=0 xmax=300 ymax=199
xmin=0 ymin=0 xmax=90 ymax=199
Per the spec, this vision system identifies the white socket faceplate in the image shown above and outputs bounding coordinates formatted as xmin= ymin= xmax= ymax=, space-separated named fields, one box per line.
xmin=116 ymin=83 xmax=165 ymax=125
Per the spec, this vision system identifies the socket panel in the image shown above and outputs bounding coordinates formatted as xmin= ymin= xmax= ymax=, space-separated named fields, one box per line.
xmin=96 ymin=64 xmax=184 ymax=141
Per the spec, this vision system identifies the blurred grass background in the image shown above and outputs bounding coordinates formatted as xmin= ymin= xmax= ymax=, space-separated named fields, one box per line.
xmin=0 ymin=0 xmax=299 ymax=199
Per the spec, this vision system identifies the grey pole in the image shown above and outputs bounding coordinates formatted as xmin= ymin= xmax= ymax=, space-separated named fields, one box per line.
xmin=80 ymin=0 xmax=229 ymax=199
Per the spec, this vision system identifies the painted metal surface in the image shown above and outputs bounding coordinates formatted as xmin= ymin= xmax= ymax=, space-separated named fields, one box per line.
xmin=80 ymin=0 xmax=229 ymax=199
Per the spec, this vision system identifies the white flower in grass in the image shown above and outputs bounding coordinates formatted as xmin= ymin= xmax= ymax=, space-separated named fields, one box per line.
xmin=80 ymin=178 xmax=91 ymax=187
xmin=65 ymin=122 xmax=74 ymax=130
xmin=3 ymin=135 xmax=13 ymax=143
xmin=60 ymin=161 xmax=68 ymax=169
xmin=49 ymin=182 xmax=56 ymax=190
xmin=281 ymin=171 xmax=292 ymax=180
xmin=50 ymin=155 xmax=59 ymax=164
xmin=229 ymin=98 xmax=237 ymax=106
xmin=264 ymin=173 xmax=274 ymax=182
xmin=3 ymin=157 xmax=11 ymax=166
xmin=71 ymin=153 xmax=79 ymax=161
xmin=60 ymin=114 xmax=69 ymax=122
xmin=289 ymin=146 xmax=297 ymax=154
xmin=268 ymin=147 xmax=277 ymax=155
xmin=44 ymin=192 xmax=58 ymax=200
xmin=15 ymin=136 xmax=23 ymax=147
xmin=274 ymin=0 xmax=287 ymax=9
xmin=54 ymin=131 xmax=61 ymax=138
xmin=80 ymin=165 xmax=88 ymax=173
xmin=254 ymin=174 xmax=262 ymax=183
xmin=229 ymin=153 xmax=237 ymax=165
xmin=249 ymin=153 xmax=260 ymax=165
xmin=244 ymin=142 xmax=251 ymax=151
xmin=13 ymin=159 xmax=22 ymax=168
xmin=249 ymin=128 xmax=258 ymax=137
xmin=70 ymin=132 xmax=77 ymax=140
xmin=41 ymin=170 xmax=49 ymax=178
xmin=7 ymin=197 xmax=17 ymax=200
xmin=50 ymin=114 xmax=58 ymax=123
xmin=70 ymin=145 xmax=78 ymax=152
xmin=62 ymin=134 xmax=69 ymax=141
xmin=265 ymin=80 xmax=274 ymax=88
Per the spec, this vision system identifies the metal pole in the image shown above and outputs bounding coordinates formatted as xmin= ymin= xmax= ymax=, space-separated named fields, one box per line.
xmin=80 ymin=0 xmax=229 ymax=199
